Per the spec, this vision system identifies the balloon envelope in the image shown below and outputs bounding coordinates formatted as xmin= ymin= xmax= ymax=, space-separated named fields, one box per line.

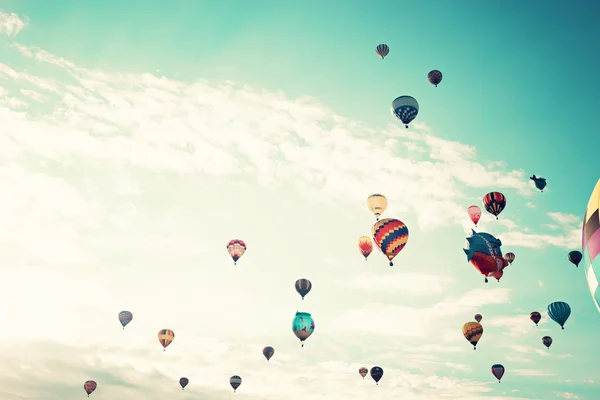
xmin=530 ymin=311 xmax=541 ymax=326
xmin=84 ymin=380 xmax=97 ymax=396
xmin=292 ymin=311 xmax=315 ymax=345
xmin=376 ymin=44 xmax=389 ymax=59
xmin=547 ymin=301 xmax=571 ymax=329
xmin=370 ymin=366 xmax=384 ymax=384
xmin=491 ymin=364 xmax=505 ymax=382
xmin=474 ymin=313 xmax=482 ymax=323
xmin=467 ymin=205 xmax=481 ymax=226
xmin=158 ymin=329 xmax=175 ymax=350
xmin=179 ymin=377 xmax=189 ymax=389
xmin=427 ymin=70 xmax=443 ymax=87
xmin=118 ymin=310 xmax=132 ymax=328
xmin=569 ymin=250 xmax=582 ymax=267
xmin=263 ymin=346 xmax=275 ymax=361
xmin=582 ymin=178 xmax=600 ymax=312
xmin=230 ymin=375 xmax=242 ymax=391
xmin=483 ymin=192 xmax=506 ymax=219
xmin=366 ymin=194 xmax=387 ymax=219
xmin=295 ymin=279 xmax=312 ymax=300
xmin=542 ymin=336 xmax=552 ymax=349
xmin=391 ymin=96 xmax=419 ymax=128
xmin=504 ymin=252 xmax=515 ymax=264
xmin=372 ymin=218 xmax=409 ymax=266
xmin=227 ymin=239 xmax=246 ymax=264
xmin=358 ymin=236 xmax=373 ymax=259
xmin=359 ymin=367 xmax=368 ymax=378
xmin=462 ymin=322 xmax=483 ymax=349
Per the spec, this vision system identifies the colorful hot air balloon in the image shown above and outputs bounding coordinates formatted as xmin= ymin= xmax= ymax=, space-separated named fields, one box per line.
xmin=568 ymin=250 xmax=582 ymax=267
xmin=158 ymin=329 xmax=175 ymax=351
xmin=227 ymin=239 xmax=246 ymax=265
xmin=230 ymin=375 xmax=242 ymax=392
xmin=530 ymin=175 xmax=547 ymax=192
xmin=370 ymin=366 xmax=384 ymax=385
xmin=118 ymin=310 xmax=132 ymax=329
xmin=366 ymin=194 xmax=388 ymax=220
xmin=504 ymin=252 xmax=515 ymax=265
xmin=263 ymin=346 xmax=274 ymax=361
xmin=583 ymin=179 xmax=600 ymax=313
xmin=292 ymin=311 xmax=315 ymax=347
xmin=84 ymin=380 xmax=97 ymax=397
xmin=474 ymin=313 xmax=482 ymax=323
xmin=542 ymin=336 xmax=552 ymax=349
xmin=358 ymin=236 xmax=373 ymax=260
xmin=483 ymin=192 xmax=506 ymax=219
xmin=295 ymin=279 xmax=312 ymax=300
xmin=530 ymin=311 xmax=541 ymax=326
xmin=375 ymin=44 xmax=389 ymax=59
xmin=467 ymin=205 xmax=481 ymax=227
xmin=491 ymin=269 xmax=504 ymax=282
xmin=547 ymin=301 xmax=571 ymax=329
xmin=179 ymin=377 xmax=189 ymax=390
xmin=358 ymin=367 xmax=368 ymax=379
xmin=463 ymin=229 xmax=508 ymax=283
xmin=462 ymin=322 xmax=483 ymax=350
xmin=391 ymin=96 xmax=419 ymax=128
xmin=372 ymin=218 xmax=409 ymax=266
xmin=491 ymin=364 xmax=505 ymax=383
xmin=427 ymin=70 xmax=443 ymax=87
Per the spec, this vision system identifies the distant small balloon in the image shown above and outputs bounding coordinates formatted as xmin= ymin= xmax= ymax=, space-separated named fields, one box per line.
xmin=84 ymin=380 xmax=97 ymax=397
xmin=568 ymin=251 xmax=582 ymax=267
xmin=118 ymin=310 xmax=133 ymax=329
xmin=295 ymin=279 xmax=312 ymax=300
xmin=359 ymin=367 xmax=369 ymax=379
xmin=474 ymin=313 xmax=483 ymax=323
xmin=504 ymin=252 xmax=515 ymax=265
xmin=263 ymin=346 xmax=275 ymax=361
xmin=179 ymin=377 xmax=189 ymax=390
xmin=462 ymin=322 xmax=483 ymax=350
xmin=530 ymin=311 xmax=541 ymax=326
xmin=370 ymin=366 xmax=384 ymax=385
xmin=467 ymin=205 xmax=481 ymax=227
xmin=227 ymin=239 xmax=246 ymax=265
xmin=427 ymin=70 xmax=443 ymax=87
xmin=491 ymin=364 xmax=505 ymax=383
xmin=542 ymin=336 xmax=552 ymax=349
xmin=376 ymin=44 xmax=389 ymax=59
xmin=230 ymin=375 xmax=242 ymax=392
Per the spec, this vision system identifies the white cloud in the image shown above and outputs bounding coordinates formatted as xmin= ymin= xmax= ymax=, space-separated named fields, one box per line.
xmin=0 ymin=11 xmax=27 ymax=36
xmin=554 ymin=392 xmax=579 ymax=399
xmin=525 ymin=201 xmax=536 ymax=209
xmin=512 ymin=369 xmax=555 ymax=377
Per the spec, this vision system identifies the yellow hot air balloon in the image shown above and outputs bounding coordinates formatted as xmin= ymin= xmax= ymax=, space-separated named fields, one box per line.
xmin=462 ymin=322 xmax=483 ymax=350
xmin=366 ymin=194 xmax=388 ymax=220
xmin=158 ymin=329 xmax=175 ymax=351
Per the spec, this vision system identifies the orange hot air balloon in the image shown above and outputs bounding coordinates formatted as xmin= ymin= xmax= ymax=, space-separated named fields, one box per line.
xmin=371 ymin=218 xmax=409 ymax=266
xmin=358 ymin=236 xmax=373 ymax=260
xmin=467 ymin=205 xmax=481 ymax=227
xmin=462 ymin=322 xmax=483 ymax=350
xmin=158 ymin=329 xmax=175 ymax=351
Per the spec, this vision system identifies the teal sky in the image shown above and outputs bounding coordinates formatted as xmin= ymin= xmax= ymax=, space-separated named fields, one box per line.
xmin=0 ymin=1 xmax=599 ymax=399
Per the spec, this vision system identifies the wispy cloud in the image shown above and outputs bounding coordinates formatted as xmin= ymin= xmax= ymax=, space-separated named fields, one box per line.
xmin=554 ymin=392 xmax=579 ymax=399
xmin=0 ymin=11 xmax=27 ymax=37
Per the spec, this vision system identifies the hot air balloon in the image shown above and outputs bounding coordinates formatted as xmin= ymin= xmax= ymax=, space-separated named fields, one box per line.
xmin=462 ymin=322 xmax=483 ymax=350
xmin=530 ymin=175 xmax=547 ymax=192
xmin=547 ymin=301 xmax=571 ymax=329
xmin=568 ymin=250 xmax=582 ymax=267
xmin=583 ymin=179 xmax=600 ymax=313
xmin=542 ymin=336 xmax=552 ymax=349
xmin=491 ymin=269 xmax=504 ymax=282
xmin=427 ymin=70 xmax=443 ymax=87
xmin=504 ymin=252 xmax=515 ymax=265
xmin=263 ymin=346 xmax=274 ymax=361
xmin=463 ymin=229 xmax=508 ymax=283
xmin=118 ymin=310 xmax=132 ymax=329
xmin=358 ymin=236 xmax=373 ymax=260
xmin=474 ymin=314 xmax=482 ymax=323
xmin=376 ymin=44 xmax=389 ymax=59
xmin=227 ymin=239 xmax=246 ymax=265
xmin=467 ymin=205 xmax=481 ymax=227
xmin=230 ymin=375 xmax=242 ymax=392
xmin=158 ymin=329 xmax=175 ymax=351
xmin=366 ymin=194 xmax=387 ymax=220
xmin=292 ymin=311 xmax=315 ymax=347
xmin=491 ymin=364 xmax=505 ymax=383
xmin=359 ymin=367 xmax=368 ymax=379
xmin=391 ymin=96 xmax=419 ymax=128
xmin=370 ymin=366 xmax=384 ymax=385
xmin=530 ymin=311 xmax=541 ymax=326
xmin=84 ymin=380 xmax=97 ymax=397
xmin=295 ymin=279 xmax=312 ymax=300
xmin=179 ymin=377 xmax=189 ymax=390
xmin=483 ymin=192 xmax=506 ymax=219
xmin=372 ymin=218 xmax=409 ymax=266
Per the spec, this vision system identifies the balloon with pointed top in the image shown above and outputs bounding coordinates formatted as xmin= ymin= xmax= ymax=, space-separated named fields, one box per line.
xmin=359 ymin=367 xmax=368 ymax=379
xmin=427 ymin=70 xmax=443 ymax=87
xmin=370 ymin=366 xmax=384 ymax=385
xmin=372 ymin=218 xmax=409 ymax=266
xmin=84 ymin=380 xmax=97 ymax=397
xmin=292 ymin=311 xmax=314 ymax=347
xmin=547 ymin=301 xmax=571 ymax=329
xmin=179 ymin=377 xmax=189 ymax=390
xmin=358 ymin=236 xmax=373 ymax=260
xmin=530 ymin=311 xmax=541 ymax=326
xmin=158 ymin=329 xmax=175 ymax=351
xmin=263 ymin=346 xmax=274 ymax=361
xmin=568 ymin=251 xmax=582 ymax=267
xmin=463 ymin=229 xmax=508 ymax=283
xmin=375 ymin=44 xmax=389 ymax=59
xmin=542 ymin=336 xmax=552 ymax=349
xmin=230 ymin=375 xmax=242 ymax=392
xmin=467 ymin=205 xmax=481 ymax=227
xmin=474 ymin=313 xmax=482 ymax=323
xmin=366 ymin=194 xmax=387 ymax=220
xmin=530 ymin=175 xmax=547 ymax=192
xmin=227 ymin=239 xmax=246 ymax=265
xmin=483 ymin=192 xmax=506 ymax=219
xmin=491 ymin=364 xmax=505 ymax=383
xmin=295 ymin=279 xmax=312 ymax=300
xmin=582 ymin=178 xmax=600 ymax=313
xmin=391 ymin=96 xmax=419 ymax=128
xmin=504 ymin=252 xmax=515 ymax=265
xmin=118 ymin=311 xmax=132 ymax=329
xmin=462 ymin=322 xmax=483 ymax=350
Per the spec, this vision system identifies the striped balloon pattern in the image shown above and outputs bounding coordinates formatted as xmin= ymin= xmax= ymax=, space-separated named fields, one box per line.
xmin=229 ymin=375 xmax=242 ymax=392
xmin=375 ymin=44 xmax=389 ymax=59
xmin=483 ymin=192 xmax=506 ymax=219
xmin=371 ymin=218 xmax=409 ymax=266
xmin=118 ymin=311 xmax=133 ymax=329
xmin=295 ymin=279 xmax=312 ymax=300
xmin=547 ymin=301 xmax=571 ymax=329
xmin=158 ymin=329 xmax=175 ymax=350
xmin=227 ymin=239 xmax=246 ymax=264
xmin=582 ymin=178 xmax=600 ymax=312
xmin=462 ymin=322 xmax=483 ymax=350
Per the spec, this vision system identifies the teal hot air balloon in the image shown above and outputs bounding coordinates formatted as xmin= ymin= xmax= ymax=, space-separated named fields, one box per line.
xmin=547 ymin=301 xmax=571 ymax=329
xmin=391 ymin=96 xmax=419 ymax=128
xmin=292 ymin=311 xmax=315 ymax=347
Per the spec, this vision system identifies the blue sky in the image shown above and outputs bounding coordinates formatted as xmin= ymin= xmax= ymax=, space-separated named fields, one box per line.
xmin=0 ymin=2 xmax=599 ymax=399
